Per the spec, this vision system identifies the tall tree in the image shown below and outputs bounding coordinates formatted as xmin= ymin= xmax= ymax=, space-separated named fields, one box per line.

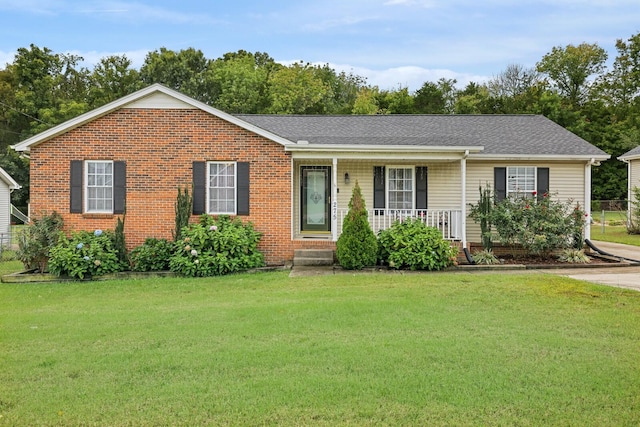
xmin=88 ymin=55 xmax=139 ymax=108
xmin=267 ymin=62 xmax=332 ymax=114
xmin=139 ymin=47 xmax=216 ymax=104
xmin=210 ymin=51 xmax=273 ymax=113
xmin=414 ymin=81 xmax=447 ymax=114
xmin=536 ymin=43 xmax=607 ymax=106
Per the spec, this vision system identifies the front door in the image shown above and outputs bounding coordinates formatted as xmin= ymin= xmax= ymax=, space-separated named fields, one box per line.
xmin=301 ymin=166 xmax=331 ymax=232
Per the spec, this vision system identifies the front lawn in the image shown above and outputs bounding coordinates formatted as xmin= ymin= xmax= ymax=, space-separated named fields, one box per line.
xmin=591 ymin=225 xmax=640 ymax=246
xmin=1 ymin=270 xmax=639 ymax=426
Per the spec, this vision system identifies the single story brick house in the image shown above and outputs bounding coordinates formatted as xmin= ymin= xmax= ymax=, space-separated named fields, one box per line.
xmin=619 ymin=145 xmax=640 ymax=222
xmin=13 ymin=84 xmax=610 ymax=265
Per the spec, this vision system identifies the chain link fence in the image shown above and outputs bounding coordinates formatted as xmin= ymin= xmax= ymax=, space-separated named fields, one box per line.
xmin=591 ymin=200 xmax=628 ymax=234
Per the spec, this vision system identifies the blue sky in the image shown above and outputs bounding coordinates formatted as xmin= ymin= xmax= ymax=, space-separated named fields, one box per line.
xmin=1 ymin=0 xmax=639 ymax=91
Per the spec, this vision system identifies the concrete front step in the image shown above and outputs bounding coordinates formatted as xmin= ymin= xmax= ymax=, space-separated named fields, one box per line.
xmin=293 ymin=249 xmax=334 ymax=266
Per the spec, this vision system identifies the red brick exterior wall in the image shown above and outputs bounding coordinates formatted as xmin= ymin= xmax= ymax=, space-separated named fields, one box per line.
xmin=29 ymin=108 xmax=294 ymax=265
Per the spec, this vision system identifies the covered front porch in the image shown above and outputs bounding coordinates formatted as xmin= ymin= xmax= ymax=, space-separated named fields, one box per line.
xmin=289 ymin=150 xmax=473 ymax=246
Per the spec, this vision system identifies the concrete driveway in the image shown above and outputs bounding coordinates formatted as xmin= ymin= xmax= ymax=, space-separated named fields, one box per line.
xmin=542 ymin=240 xmax=640 ymax=291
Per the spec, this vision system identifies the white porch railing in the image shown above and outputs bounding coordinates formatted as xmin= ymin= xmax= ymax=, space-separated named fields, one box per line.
xmin=336 ymin=208 xmax=463 ymax=240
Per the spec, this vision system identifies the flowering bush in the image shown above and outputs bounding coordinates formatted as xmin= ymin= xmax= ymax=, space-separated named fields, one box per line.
xmin=378 ymin=219 xmax=458 ymax=271
xmin=129 ymin=238 xmax=174 ymax=272
xmin=48 ymin=230 xmax=126 ymax=279
xmin=489 ymin=192 xmax=585 ymax=258
xmin=168 ymin=215 xmax=264 ymax=277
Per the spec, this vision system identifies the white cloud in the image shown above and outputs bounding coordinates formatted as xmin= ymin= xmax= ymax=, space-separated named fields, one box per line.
xmin=0 ymin=50 xmax=15 ymax=67
xmin=69 ymin=49 xmax=150 ymax=68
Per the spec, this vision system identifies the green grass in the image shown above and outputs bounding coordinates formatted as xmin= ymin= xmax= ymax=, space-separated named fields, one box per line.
xmin=1 ymin=270 xmax=639 ymax=426
xmin=591 ymin=210 xmax=628 ymax=225
xmin=591 ymin=225 xmax=640 ymax=246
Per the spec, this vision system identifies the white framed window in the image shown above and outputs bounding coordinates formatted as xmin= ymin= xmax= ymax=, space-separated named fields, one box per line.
xmin=507 ymin=166 xmax=536 ymax=197
xmin=208 ymin=161 xmax=236 ymax=214
xmin=85 ymin=160 xmax=113 ymax=213
xmin=387 ymin=167 xmax=414 ymax=209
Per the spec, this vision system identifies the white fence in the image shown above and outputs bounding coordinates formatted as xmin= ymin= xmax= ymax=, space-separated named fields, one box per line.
xmin=337 ymin=208 xmax=463 ymax=240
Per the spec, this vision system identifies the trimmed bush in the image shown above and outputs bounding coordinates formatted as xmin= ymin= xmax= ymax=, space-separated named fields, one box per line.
xmin=378 ymin=219 xmax=458 ymax=271
xmin=169 ymin=215 xmax=264 ymax=277
xmin=48 ymin=229 xmax=126 ymax=279
xmin=336 ymin=181 xmax=378 ymax=269
xmin=129 ymin=238 xmax=174 ymax=272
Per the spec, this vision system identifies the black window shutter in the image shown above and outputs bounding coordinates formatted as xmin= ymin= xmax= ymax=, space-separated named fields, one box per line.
xmin=192 ymin=161 xmax=206 ymax=215
xmin=237 ymin=162 xmax=250 ymax=216
xmin=536 ymin=167 xmax=549 ymax=201
xmin=415 ymin=166 xmax=428 ymax=209
xmin=70 ymin=160 xmax=83 ymax=213
xmin=113 ymin=161 xmax=126 ymax=214
xmin=373 ymin=166 xmax=385 ymax=211
xmin=494 ymin=167 xmax=507 ymax=202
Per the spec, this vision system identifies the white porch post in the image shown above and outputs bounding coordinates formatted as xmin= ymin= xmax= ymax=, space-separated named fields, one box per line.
xmin=584 ymin=159 xmax=593 ymax=240
xmin=332 ymin=157 xmax=338 ymax=241
xmin=460 ymin=151 xmax=468 ymax=248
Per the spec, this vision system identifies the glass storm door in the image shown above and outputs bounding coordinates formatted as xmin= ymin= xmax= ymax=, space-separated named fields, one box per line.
xmin=301 ymin=166 xmax=331 ymax=232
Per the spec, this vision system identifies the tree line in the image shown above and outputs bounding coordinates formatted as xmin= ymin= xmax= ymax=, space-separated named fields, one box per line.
xmin=1 ymin=32 xmax=639 ymax=208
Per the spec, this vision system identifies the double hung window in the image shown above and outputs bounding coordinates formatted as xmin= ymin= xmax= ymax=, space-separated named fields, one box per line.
xmin=208 ymin=162 xmax=236 ymax=214
xmin=387 ymin=167 xmax=414 ymax=210
xmin=85 ymin=160 xmax=113 ymax=213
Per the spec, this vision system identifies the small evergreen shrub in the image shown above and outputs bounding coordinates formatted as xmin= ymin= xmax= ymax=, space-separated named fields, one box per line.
xmin=173 ymin=186 xmax=193 ymax=242
xmin=17 ymin=211 xmax=63 ymax=272
xmin=169 ymin=215 xmax=264 ymax=277
xmin=378 ymin=219 xmax=458 ymax=271
xmin=336 ymin=181 xmax=378 ymax=269
xmin=468 ymin=185 xmax=494 ymax=250
xmin=114 ymin=215 xmax=128 ymax=265
xmin=129 ymin=238 xmax=174 ymax=272
xmin=48 ymin=229 xmax=126 ymax=279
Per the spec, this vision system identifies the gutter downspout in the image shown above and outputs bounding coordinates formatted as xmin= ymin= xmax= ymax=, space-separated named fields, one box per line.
xmin=584 ymin=158 xmax=596 ymax=241
xmin=332 ymin=157 xmax=338 ymax=242
xmin=461 ymin=150 xmax=469 ymax=249
xmin=621 ymin=157 xmax=631 ymax=227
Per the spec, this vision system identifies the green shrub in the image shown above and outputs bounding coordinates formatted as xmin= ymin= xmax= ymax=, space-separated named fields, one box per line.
xmin=557 ymin=248 xmax=590 ymax=263
xmin=472 ymin=249 xmax=500 ymax=265
xmin=17 ymin=211 xmax=63 ymax=272
xmin=490 ymin=192 xmax=585 ymax=258
xmin=48 ymin=229 xmax=126 ymax=279
xmin=114 ymin=216 xmax=128 ymax=265
xmin=378 ymin=219 xmax=458 ymax=271
xmin=169 ymin=215 xmax=264 ymax=277
xmin=628 ymin=186 xmax=640 ymax=235
xmin=129 ymin=238 xmax=174 ymax=272
xmin=468 ymin=185 xmax=494 ymax=250
xmin=173 ymin=186 xmax=193 ymax=242
xmin=336 ymin=181 xmax=378 ymax=269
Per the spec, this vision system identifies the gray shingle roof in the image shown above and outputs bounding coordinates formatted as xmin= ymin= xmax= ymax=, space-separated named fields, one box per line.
xmin=620 ymin=145 xmax=640 ymax=159
xmin=235 ymin=114 xmax=609 ymax=157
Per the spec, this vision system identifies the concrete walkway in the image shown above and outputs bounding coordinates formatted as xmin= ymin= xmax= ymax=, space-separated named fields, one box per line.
xmin=588 ymin=240 xmax=640 ymax=263
xmin=290 ymin=240 xmax=640 ymax=292
xmin=542 ymin=240 xmax=640 ymax=291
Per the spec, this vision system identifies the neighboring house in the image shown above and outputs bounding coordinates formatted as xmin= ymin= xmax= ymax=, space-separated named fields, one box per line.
xmin=619 ymin=145 xmax=640 ymax=223
xmin=12 ymin=84 xmax=610 ymax=265
xmin=0 ymin=167 xmax=21 ymax=246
